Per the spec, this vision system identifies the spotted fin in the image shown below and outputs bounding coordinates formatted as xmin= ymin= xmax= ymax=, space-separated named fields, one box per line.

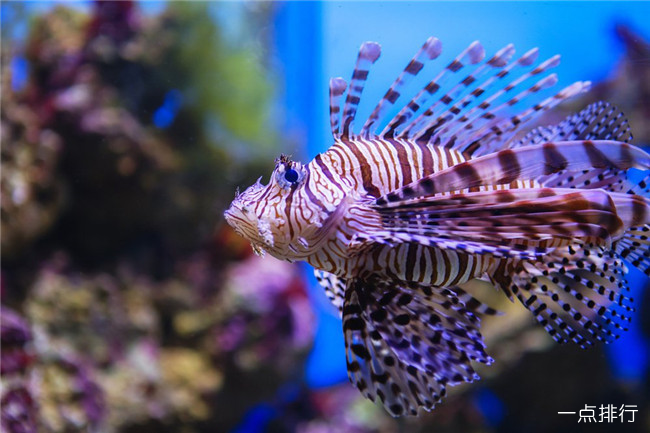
xmin=342 ymin=278 xmax=492 ymax=416
xmin=374 ymin=141 xmax=650 ymax=205
xmin=539 ymin=168 xmax=635 ymax=193
xmin=314 ymin=269 xmax=346 ymax=316
xmin=515 ymin=102 xmax=636 ymax=191
xmin=616 ymin=174 xmax=650 ymax=275
xmin=514 ymin=101 xmax=633 ymax=147
xmin=491 ymin=243 xmax=635 ymax=348
xmin=617 ymin=225 xmax=650 ymax=276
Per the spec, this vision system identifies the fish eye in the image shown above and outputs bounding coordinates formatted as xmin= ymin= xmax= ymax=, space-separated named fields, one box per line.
xmin=274 ymin=157 xmax=305 ymax=188
xmin=284 ymin=169 xmax=299 ymax=183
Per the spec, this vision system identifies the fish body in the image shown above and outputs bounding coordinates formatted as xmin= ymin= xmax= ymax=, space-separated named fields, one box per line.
xmin=224 ymin=37 xmax=650 ymax=416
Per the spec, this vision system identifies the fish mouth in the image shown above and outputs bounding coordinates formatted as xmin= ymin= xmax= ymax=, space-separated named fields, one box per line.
xmin=223 ymin=205 xmax=247 ymax=233
xmin=223 ymin=204 xmax=257 ymax=239
xmin=223 ymin=207 xmax=235 ymax=227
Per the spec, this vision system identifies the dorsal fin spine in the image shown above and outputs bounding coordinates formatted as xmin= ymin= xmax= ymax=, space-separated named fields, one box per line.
xmin=329 ymin=77 xmax=348 ymax=139
xmin=341 ymin=42 xmax=381 ymax=139
xmin=379 ymin=41 xmax=484 ymax=139
xmin=360 ymin=37 xmax=443 ymax=138
xmin=400 ymin=44 xmax=517 ymax=140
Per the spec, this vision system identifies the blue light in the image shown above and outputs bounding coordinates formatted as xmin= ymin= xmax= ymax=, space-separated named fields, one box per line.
xmin=606 ymin=266 xmax=650 ymax=382
xmin=230 ymin=403 xmax=277 ymax=433
xmin=152 ymin=89 xmax=182 ymax=128
xmin=474 ymin=387 xmax=505 ymax=426
xmin=305 ymin=309 xmax=348 ymax=388
xmin=302 ymin=265 xmax=348 ymax=388
xmin=11 ymin=56 xmax=28 ymax=92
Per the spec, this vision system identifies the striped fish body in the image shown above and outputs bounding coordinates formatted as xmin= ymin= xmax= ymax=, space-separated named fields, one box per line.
xmin=224 ymin=37 xmax=650 ymax=417
xmin=308 ymin=138 xmax=501 ymax=284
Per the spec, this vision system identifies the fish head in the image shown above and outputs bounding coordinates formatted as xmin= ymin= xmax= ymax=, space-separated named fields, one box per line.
xmin=224 ymin=155 xmax=318 ymax=260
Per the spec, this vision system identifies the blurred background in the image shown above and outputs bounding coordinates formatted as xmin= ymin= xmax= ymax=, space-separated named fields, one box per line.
xmin=1 ymin=1 xmax=650 ymax=433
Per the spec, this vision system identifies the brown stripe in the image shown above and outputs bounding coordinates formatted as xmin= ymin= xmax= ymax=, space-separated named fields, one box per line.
xmin=449 ymin=252 xmax=468 ymax=286
xmin=543 ymin=143 xmax=569 ymax=174
xmin=425 ymin=82 xmax=440 ymax=94
xmin=346 ymin=95 xmax=361 ymax=105
xmin=448 ymin=60 xmax=463 ymax=72
xmin=314 ymin=154 xmax=341 ymax=188
xmin=405 ymin=60 xmax=424 ymax=75
xmin=453 ymin=161 xmax=482 ymax=186
xmin=284 ymin=185 xmax=297 ymax=239
xmin=495 ymin=190 xmax=516 ymax=203
xmin=620 ymin=142 xmax=634 ymax=167
xmin=352 ymin=69 xmax=369 ymax=80
xmin=404 ymin=245 xmax=417 ymax=281
xmin=583 ymin=140 xmax=611 ymax=168
xmin=461 ymin=76 xmax=476 ymax=86
xmin=471 ymin=88 xmax=485 ymax=97
xmin=440 ymin=250 xmax=452 ymax=285
xmin=496 ymin=149 xmax=521 ymax=183
xmin=418 ymin=249 xmax=428 ymax=283
xmin=531 ymin=65 xmax=544 ymax=75
xmin=631 ymin=196 xmax=647 ymax=227
xmin=344 ymin=139 xmax=382 ymax=197
xmin=385 ymin=89 xmax=400 ymax=103
xmin=302 ymin=172 xmax=328 ymax=214
xmin=488 ymin=56 xmax=504 ymax=66
xmin=538 ymin=188 xmax=556 ymax=198
xmin=463 ymin=141 xmax=481 ymax=156
xmin=388 ymin=138 xmax=413 ymax=185
xmin=421 ymin=146 xmax=434 ymax=176
xmin=374 ymin=139 xmax=399 ymax=190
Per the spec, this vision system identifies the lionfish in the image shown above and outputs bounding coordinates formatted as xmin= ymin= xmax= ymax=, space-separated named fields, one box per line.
xmin=224 ymin=36 xmax=650 ymax=416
